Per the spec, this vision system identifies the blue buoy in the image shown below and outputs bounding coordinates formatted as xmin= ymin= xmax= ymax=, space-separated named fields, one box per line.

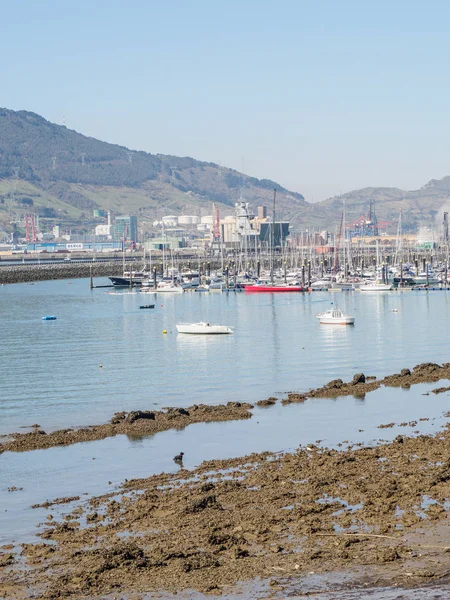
xmin=42 ymin=316 xmax=57 ymax=321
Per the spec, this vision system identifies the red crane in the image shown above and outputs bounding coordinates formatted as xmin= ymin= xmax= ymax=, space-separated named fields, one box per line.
xmin=25 ymin=214 xmax=37 ymax=243
xmin=213 ymin=203 xmax=220 ymax=240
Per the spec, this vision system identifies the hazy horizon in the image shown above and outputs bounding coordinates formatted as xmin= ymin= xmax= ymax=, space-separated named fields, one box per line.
xmin=2 ymin=0 xmax=450 ymax=202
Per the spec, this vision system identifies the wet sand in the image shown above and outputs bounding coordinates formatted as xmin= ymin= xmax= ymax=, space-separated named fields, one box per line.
xmin=3 ymin=364 xmax=450 ymax=598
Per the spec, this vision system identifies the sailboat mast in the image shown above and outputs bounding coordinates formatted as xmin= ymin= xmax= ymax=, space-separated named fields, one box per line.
xmin=162 ymin=222 xmax=166 ymax=277
xmin=271 ymin=188 xmax=276 ymax=284
xmin=342 ymin=198 xmax=346 ymax=279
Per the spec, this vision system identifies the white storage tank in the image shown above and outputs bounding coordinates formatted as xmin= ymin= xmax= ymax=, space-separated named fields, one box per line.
xmin=178 ymin=215 xmax=200 ymax=226
xmin=178 ymin=215 xmax=194 ymax=225
xmin=162 ymin=215 xmax=178 ymax=227
xmin=201 ymin=215 xmax=214 ymax=225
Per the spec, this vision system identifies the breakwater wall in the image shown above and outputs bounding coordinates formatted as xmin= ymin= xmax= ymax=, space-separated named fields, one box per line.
xmin=0 ymin=262 xmax=120 ymax=285
xmin=0 ymin=260 xmax=226 ymax=285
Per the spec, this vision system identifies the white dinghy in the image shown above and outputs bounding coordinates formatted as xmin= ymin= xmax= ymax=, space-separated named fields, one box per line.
xmin=176 ymin=322 xmax=233 ymax=334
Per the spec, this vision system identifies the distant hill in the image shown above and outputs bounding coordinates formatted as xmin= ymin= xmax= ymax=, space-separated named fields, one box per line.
xmin=0 ymin=108 xmax=306 ymax=236
xmin=307 ymin=181 xmax=450 ymax=234
xmin=0 ymin=107 xmax=450 ymax=238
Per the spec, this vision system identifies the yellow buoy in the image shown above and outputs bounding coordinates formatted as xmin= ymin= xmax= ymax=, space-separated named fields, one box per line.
xmin=162 ymin=330 xmax=167 ymax=334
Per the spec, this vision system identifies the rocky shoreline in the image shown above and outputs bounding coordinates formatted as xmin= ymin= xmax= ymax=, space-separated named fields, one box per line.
xmin=2 ymin=363 xmax=450 ymax=598
xmin=1 ymin=361 xmax=449 ymax=455
xmin=0 ymin=403 xmax=253 ymax=454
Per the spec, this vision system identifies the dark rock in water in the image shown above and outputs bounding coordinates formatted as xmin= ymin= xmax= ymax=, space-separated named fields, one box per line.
xmin=256 ymin=397 xmax=277 ymax=407
xmin=413 ymin=362 xmax=441 ymax=373
xmin=431 ymin=386 xmax=450 ymax=395
xmin=125 ymin=411 xmax=155 ymax=424
xmin=110 ymin=412 xmax=127 ymax=424
xmin=282 ymin=393 xmax=307 ymax=405
xmin=326 ymin=379 xmax=343 ymax=389
xmin=352 ymin=373 xmax=365 ymax=385
xmin=400 ymin=368 xmax=411 ymax=377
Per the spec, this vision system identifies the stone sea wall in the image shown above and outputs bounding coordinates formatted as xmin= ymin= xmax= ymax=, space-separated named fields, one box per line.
xmin=0 ymin=262 xmax=121 ymax=284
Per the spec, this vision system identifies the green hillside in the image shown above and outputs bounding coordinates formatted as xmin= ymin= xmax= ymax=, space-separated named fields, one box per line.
xmin=0 ymin=108 xmax=306 ymax=237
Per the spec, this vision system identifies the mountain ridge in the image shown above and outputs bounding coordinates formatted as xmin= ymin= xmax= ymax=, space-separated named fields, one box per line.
xmin=0 ymin=107 xmax=449 ymax=236
xmin=0 ymin=107 xmax=306 ymax=236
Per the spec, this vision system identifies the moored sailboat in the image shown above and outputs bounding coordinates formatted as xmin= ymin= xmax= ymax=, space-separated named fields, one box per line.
xmin=245 ymin=188 xmax=303 ymax=293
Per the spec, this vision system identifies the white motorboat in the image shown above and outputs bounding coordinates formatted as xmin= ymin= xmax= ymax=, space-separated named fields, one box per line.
xmin=360 ymin=281 xmax=393 ymax=292
xmin=413 ymin=273 xmax=441 ymax=285
xmin=316 ymin=308 xmax=355 ymax=325
xmin=176 ymin=322 xmax=233 ymax=334
xmin=156 ymin=282 xmax=184 ymax=293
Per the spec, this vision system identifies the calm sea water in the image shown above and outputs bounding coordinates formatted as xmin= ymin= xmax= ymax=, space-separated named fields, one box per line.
xmin=1 ymin=278 xmax=450 ymax=433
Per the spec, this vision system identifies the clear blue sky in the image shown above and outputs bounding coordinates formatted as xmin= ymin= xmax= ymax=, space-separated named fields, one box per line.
xmin=1 ymin=0 xmax=450 ymax=201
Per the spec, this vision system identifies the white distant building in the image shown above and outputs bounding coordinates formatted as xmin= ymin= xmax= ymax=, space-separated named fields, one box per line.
xmin=219 ymin=202 xmax=259 ymax=246
xmin=94 ymin=211 xmax=112 ymax=239
xmin=201 ymin=215 xmax=214 ymax=225
xmin=162 ymin=215 xmax=178 ymax=227
xmin=52 ymin=225 xmax=61 ymax=238
xmin=178 ymin=215 xmax=200 ymax=226
xmin=95 ymin=224 xmax=111 ymax=237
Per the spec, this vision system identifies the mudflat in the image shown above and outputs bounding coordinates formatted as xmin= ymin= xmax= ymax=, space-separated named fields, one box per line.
xmin=3 ymin=363 xmax=450 ymax=598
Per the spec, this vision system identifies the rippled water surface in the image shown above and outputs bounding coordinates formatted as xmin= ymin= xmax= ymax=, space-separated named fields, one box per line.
xmin=2 ymin=278 xmax=450 ymax=433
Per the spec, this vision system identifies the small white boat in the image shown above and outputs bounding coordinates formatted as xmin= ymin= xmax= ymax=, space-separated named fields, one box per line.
xmin=360 ymin=281 xmax=392 ymax=292
xmin=176 ymin=322 xmax=233 ymax=334
xmin=156 ymin=282 xmax=184 ymax=293
xmin=316 ymin=308 xmax=355 ymax=325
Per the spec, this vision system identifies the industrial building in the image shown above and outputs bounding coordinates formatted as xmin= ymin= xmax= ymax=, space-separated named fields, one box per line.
xmin=219 ymin=202 xmax=290 ymax=248
xmin=114 ymin=215 xmax=138 ymax=242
